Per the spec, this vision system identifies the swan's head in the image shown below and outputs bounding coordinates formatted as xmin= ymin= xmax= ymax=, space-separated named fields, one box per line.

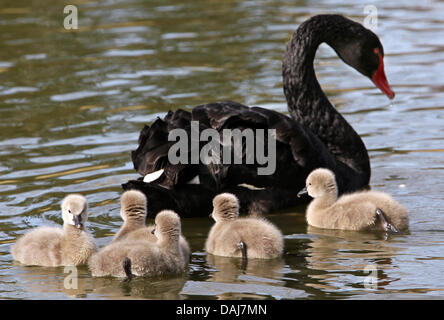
xmin=326 ymin=15 xmax=395 ymax=99
xmin=152 ymin=210 xmax=181 ymax=240
xmin=211 ymin=193 xmax=240 ymax=222
xmin=61 ymin=194 xmax=88 ymax=229
xmin=298 ymin=168 xmax=338 ymax=199
xmin=120 ymin=190 xmax=147 ymax=222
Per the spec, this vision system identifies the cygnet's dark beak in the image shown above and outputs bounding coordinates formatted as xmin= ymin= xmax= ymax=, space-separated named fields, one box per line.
xmin=151 ymin=228 xmax=155 ymax=235
xmin=297 ymin=187 xmax=308 ymax=198
xmin=73 ymin=215 xmax=83 ymax=229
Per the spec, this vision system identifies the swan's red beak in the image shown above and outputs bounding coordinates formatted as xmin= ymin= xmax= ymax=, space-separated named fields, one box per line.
xmin=371 ymin=53 xmax=395 ymax=100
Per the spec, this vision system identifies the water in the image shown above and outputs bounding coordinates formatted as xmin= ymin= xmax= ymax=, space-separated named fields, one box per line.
xmin=0 ymin=0 xmax=443 ymax=299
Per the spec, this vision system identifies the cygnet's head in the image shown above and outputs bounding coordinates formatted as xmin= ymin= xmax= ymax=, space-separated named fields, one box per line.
xmin=211 ymin=193 xmax=239 ymax=222
xmin=151 ymin=210 xmax=181 ymax=240
xmin=61 ymin=194 xmax=88 ymax=229
xmin=120 ymin=190 xmax=147 ymax=222
xmin=298 ymin=168 xmax=338 ymax=198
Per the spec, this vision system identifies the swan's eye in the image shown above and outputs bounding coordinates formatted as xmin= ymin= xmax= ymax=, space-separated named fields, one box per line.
xmin=68 ymin=209 xmax=71 ymax=213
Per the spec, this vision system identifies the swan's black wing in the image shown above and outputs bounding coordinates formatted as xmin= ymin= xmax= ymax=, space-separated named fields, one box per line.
xmin=191 ymin=102 xmax=337 ymax=189
xmin=124 ymin=101 xmax=338 ymax=217
xmin=131 ymin=110 xmax=201 ymax=189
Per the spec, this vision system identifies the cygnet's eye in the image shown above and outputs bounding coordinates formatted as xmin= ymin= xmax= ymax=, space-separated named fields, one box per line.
xmin=308 ymin=182 xmax=312 ymax=186
xmin=68 ymin=209 xmax=72 ymax=213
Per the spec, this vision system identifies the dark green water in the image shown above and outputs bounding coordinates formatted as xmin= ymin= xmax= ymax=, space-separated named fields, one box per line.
xmin=0 ymin=0 xmax=443 ymax=299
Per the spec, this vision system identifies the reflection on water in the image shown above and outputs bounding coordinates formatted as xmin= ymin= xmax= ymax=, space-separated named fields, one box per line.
xmin=10 ymin=263 xmax=188 ymax=299
xmin=184 ymin=254 xmax=298 ymax=300
xmin=206 ymin=253 xmax=285 ymax=284
xmin=0 ymin=0 xmax=443 ymax=299
xmin=304 ymin=227 xmax=404 ymax=293
xmin=90 ymin=274 xmax=189 ymax=300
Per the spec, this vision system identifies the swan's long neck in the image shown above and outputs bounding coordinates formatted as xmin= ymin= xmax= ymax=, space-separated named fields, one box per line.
xmin=283 ymin=15 xmax=370 ymax=186
xmin=113 ymin=219 xmax=144 ymax=241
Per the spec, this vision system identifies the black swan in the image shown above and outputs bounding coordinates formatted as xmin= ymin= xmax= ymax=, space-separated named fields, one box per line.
xmin=122 ymin=14 xmax=395 ymax=217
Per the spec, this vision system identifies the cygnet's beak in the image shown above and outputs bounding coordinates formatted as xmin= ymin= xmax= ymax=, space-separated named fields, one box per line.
xmin=73 ymin=215 xmax=83 ymax=229
xmin=297 ymin=187 xmax=308 ymax=198
xmin=151 ymin=228 xmax=155 ymax=235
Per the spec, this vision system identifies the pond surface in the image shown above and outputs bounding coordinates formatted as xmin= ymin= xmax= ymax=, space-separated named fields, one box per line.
xmin=0 ymin=0 xmax=443 ymax=299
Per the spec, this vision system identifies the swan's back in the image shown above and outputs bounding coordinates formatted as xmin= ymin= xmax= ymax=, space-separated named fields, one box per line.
xmin=232 ymin=218 xmax=283 ymax=259
xmin=120 ymin=224 xmax=191 ymax=264
xmin=89 ymin=239 xmax=185 ymax=278
xmin=12 ymin=227 xmax=64 ymax=267
xmin=336 ymin=191 xmax=409 ymax=230
xmin=307 ymin=190 xmax=409 ymax=231
xmin=90 ymin=211 xmax=187 ymax=278
xmin=90 ymin=240 xmax=158 ymax=277
xmin=206 ymin=217 xmax=283 ymax=259
xmin=307 ymin=198 xmax=378 ymax=231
